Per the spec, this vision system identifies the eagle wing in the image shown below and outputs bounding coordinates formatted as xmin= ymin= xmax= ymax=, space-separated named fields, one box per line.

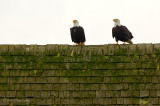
xmin=70 ymin=26 xmax=86 ymax=43
xmin=79 ymin=27 xmax=86 ymax=42
xmin=112 ymin=27 xmax=116 ymax=38
xmin=70 ymin=27 xmax=75 ymax=42
xmin=121 ymin=26 xmax=133 ymax=39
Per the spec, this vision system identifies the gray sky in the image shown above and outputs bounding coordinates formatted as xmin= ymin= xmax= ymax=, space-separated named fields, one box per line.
xmin=0 ymin=0 xmax=160 ymax=45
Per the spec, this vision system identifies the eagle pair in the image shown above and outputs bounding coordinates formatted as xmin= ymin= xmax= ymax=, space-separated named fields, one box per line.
xmin=70 ymin=19 xmax=133 ymax=46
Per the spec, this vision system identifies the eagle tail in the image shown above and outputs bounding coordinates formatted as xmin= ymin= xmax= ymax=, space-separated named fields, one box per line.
xmin=127 ymin=40 xmax=133 ymax=44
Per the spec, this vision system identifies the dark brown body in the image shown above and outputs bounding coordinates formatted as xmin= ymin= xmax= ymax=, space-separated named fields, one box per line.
xmin=70 ymin=26 xmax=86 ymax=43
xmin=112 ymin=25 xmax=133 ymax=42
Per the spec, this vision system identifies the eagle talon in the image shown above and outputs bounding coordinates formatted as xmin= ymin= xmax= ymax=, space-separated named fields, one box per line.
xmin=75 ymin=43 xmax=78 ymax=46
xmin=79 ymin=42 xmax=82 ymax=46
xmin=116 ymin=42 xmax=119 ymax=45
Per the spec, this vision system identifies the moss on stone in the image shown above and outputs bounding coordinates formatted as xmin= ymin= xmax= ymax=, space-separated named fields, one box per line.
xmin=0 ymin=44 xmax=160 ymax=105
xmin=0 ymin=84 xmax=9 ymax=90
xmin=87 ymin=77 xmax=103 ymax=83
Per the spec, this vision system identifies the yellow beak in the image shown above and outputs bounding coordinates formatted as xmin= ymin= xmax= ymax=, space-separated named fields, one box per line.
xmin=73 ymin=20 xmax=76 ymax=23
xmin=113 ymin=19 xmax=117 ymax=22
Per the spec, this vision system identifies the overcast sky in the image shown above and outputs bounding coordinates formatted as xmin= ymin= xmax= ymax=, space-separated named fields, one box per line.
xmin=0 ymin=0 xmax=160 ymax=45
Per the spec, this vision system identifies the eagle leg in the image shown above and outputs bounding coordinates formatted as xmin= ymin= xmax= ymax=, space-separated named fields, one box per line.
xmin=116 ymin=42 xmax=119 ymax=45
xmin=75 ymin=43 xmax=78 ymax=46
xmin=79 ymin=42 xmax=82 ymax=46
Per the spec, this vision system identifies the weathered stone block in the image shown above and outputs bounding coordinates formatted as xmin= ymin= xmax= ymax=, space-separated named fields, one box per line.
xmin=25 ymin=91 xmax=34 ymax=98
xmin=47 ymin=77 xmax=59 ymax=83
xmin=0 ymin=45 xmax=9 ymax=54
xmin=46 ymin=98 xmax=54 ymax=105
xmin=123 ymin=76 xmax=140 ymax=83
xmin=0 ymin=77 xmax=7 ymax=83
xmin=128 ymin=44 xmax=137 ymax=55
xmin=1 ymin=70 xmax=10 ymax=76
xmin=121 ymin=90 xmax=132 ymax=97
xmin=6 ymin=91 xmax=16 ymax=97
xmin=115 ymin=84 xmax=123 ymax=90
xmin=117 ymin=98 xmax=123 ymax=104
xmin=106 ymin=91 xmax=120 ymax=97
xmin=86 ymin=77 xmax=103 ymax=83
xmin=51 ymin=91 xmax=59 ymax=97
xmin=107 ymin=44 xmax=115 ymax=55
xmin=61 ymin=98 xmax=70 ymax=104
xmin=69 ymin=77 xmax=78 ymax=83
xmin=20 ymin=71 xmax=29 ymax=76
xmin=20 ymin=84 xmax=30 ymax=90
xmin=54 ymin=70 xmax=67 ymax=76
xmin=70 ymin=98 xmax=84 ymax=105
xmin=88 ymin=91 xmax=96 ymax=97
xmin=73 ymin=91 xmax=87 ymax=97
xmin=0 ymin=91 xmax=6 ymax=97
xmin=23 ymin=77 xmax=35 ymax=83
xmin=37 ymin=99 xmax=47 ymax=105
xmin=92 ymin=98 xmax=103 ymax=105
xmin=16 ymin=91 xmax=25 ymax=98
xmin=111 ymin=77 xmax=123 ymax=83
xmin=41 ymin=91 xmax=50 ymax=98
xmin=154 ymin=43 xmax=160 ymax=54
xmin=9 ymin=84 xmax=20 ymax=90
xmin=119 ymin=70 xmax=130 ymax=76
xmin=96 ymin=91 xmax=105 ymax=97
xmin=63 ymin=91 xmax=72 ymax=97
xmin=130 ymin=70 xmax=139 ymax=75
xmin=145 ymin=44 xmax=153 ymax=54
xmin=118 ymin=45 xmax=129 ymax=55
xmin=124 ymin=98 xmax=132 ymax=104
xmin=43 ymin=84 xmax=53 ymax=90
xmin=149 ymin=91 xmax=157 ymax=97
xmin=0 ymin=98 xmax=9 ymax=105
xmin=140 ymin=90 xmax=149 ymax=97
xmin=80 ymin=84 xmax=99 ymax=90
xmin=148 ymin=98 xmax=159 ymax=104
xmin=103 ymin=77 xmax=111 ymax=83
xmin=53 ymin=84 xmax=66 ymax=91
xmin=33 ymin=91 xmax=41 ymax=98
xmin=10 ymin=70 xmax=20 ymax=76
xmin=157 ymin=90 xmax=160 ymax=97
xmin=14 ymin=63 xmax=26 ymax=69
xmin=100 ymin=84 xmax=115 ymax=90
xmin=59 ymin=77 xmax=69 ymax=83
xmin=30 ymin=84 xmax=42 ymax=90
xmin=103 ymin=98 xmax=116 ymax=104
xmin=54 ymin=98 xmax=61 ymax=104
xmin=10 ymin=77 xmax=24 ymax=84
xmin=140 ymin=76 xmax=152 ymax=83
xmin=77 ymin=77 xmax=86 ymax=83
xmin=132 ymin=91 xmax=140 ymax=97
xmin=42 ymin=70 xmax=55 ymax=76
xmin=137 ymin=44 xmax=146 ymax=55
xmin=36 ymin=77 xmax=47 ymax=83
xmin=84 ymin=98 xmax=93 ymax=105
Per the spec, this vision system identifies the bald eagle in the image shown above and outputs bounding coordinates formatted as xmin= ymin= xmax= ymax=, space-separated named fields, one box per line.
xmin=112 ymin=19 xmax=133 ymax=44
xmin=70 ymin=20 xmax=86 ymax=46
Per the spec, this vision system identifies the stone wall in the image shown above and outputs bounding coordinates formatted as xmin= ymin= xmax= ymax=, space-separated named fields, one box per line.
xmin=0 ymin=44 xmax=160 ymax=105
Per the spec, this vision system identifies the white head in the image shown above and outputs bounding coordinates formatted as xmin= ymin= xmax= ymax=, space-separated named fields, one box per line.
xmin=73 ymin=20 xmax=79 ymax=27
xmin=113 ymin=19 xmax=121 ymax=27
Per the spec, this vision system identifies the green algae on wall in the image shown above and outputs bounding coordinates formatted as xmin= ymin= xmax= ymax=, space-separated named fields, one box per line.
xmin=0 ymin=44 xmax=160 ymax=105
